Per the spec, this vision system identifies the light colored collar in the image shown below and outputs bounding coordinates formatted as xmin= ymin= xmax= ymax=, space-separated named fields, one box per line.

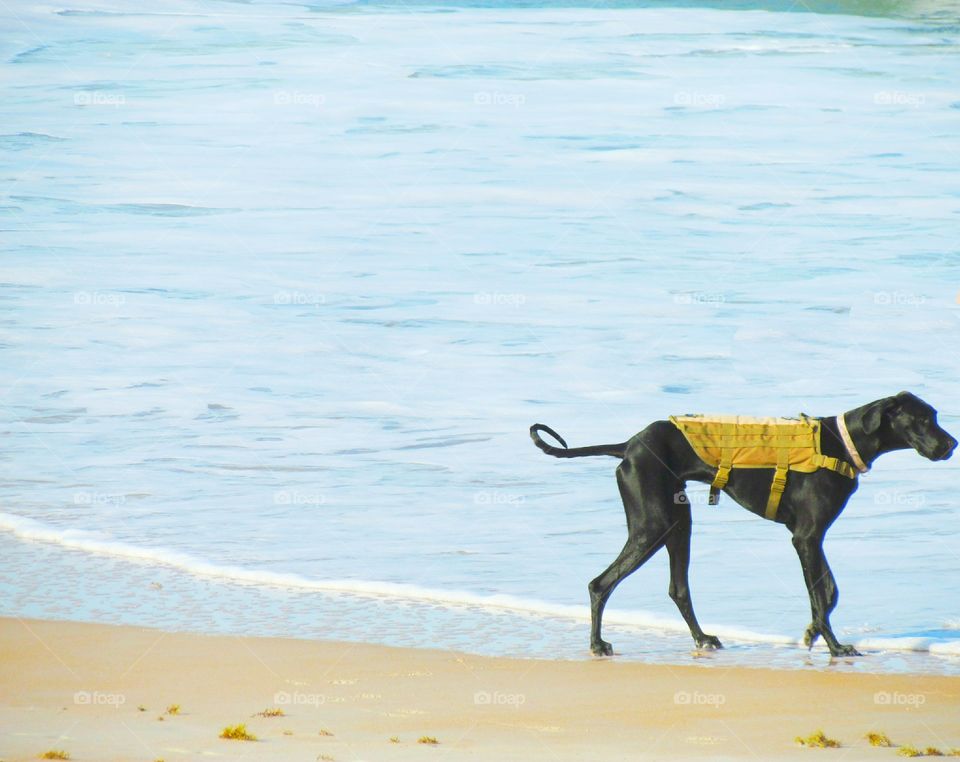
xmin=837 ymin=414 xmax=869 ymax=474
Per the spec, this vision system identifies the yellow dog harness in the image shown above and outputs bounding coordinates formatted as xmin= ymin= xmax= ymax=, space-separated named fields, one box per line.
xmin=668 ymin=414 xmax=858 ymax=520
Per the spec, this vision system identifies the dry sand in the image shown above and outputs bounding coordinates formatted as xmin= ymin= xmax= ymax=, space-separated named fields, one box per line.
xmin=1 ymin=617 xmax=957 ymax=761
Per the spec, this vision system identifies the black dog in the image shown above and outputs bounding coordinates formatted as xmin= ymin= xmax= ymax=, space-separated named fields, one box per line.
xmin=530 ymin=392 xmax=956 ymax=657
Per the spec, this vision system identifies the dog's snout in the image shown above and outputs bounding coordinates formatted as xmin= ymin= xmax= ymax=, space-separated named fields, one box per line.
xmin=942 ymin=437 xmax=958 ymax=460
xmin=934 ymin=435 xmax=958 ymax=461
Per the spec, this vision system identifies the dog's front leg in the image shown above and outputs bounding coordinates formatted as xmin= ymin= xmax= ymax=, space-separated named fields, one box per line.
xmin=791 ymin=534 xmax=861 ymax=657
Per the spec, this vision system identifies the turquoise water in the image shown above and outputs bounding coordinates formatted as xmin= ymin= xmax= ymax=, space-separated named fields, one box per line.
xmin=1 ymin=0 xmax=959 ymax=673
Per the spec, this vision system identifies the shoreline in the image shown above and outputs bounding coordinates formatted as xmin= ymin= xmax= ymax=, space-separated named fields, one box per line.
xmin=1 ymin=617 xmax=958 ymax=761
xmin=3 ymin=528 xmax=958 ymax=678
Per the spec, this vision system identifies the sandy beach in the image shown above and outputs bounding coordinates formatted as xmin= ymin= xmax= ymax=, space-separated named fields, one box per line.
xmin=1 ymin=617 xmax=957 ymax=761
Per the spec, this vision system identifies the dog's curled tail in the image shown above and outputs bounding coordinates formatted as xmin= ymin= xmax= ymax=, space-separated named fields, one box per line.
xmin=529 ymin=424 xmax=627 ymax=459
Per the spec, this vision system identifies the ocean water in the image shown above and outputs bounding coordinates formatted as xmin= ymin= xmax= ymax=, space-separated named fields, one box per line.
xmin=1 ymin=0 xmax=959 ymax=674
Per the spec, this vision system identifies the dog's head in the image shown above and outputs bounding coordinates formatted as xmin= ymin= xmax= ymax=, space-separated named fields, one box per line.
xmin=864 ymin=391 xmax=957 ymax=461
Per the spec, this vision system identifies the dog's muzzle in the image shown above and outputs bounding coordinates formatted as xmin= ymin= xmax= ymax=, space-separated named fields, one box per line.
xmin=934 ymin=438 xmax=957 ymax=460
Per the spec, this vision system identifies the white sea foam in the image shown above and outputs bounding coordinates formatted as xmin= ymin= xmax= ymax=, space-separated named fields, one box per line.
xmin=3 ymin=512 xmax=956 ymax=657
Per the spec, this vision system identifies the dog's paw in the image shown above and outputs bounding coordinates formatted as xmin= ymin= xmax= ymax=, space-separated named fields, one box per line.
xmin=830 ymin=643 xmax=862 ymax=657
xmin=696 ymin=634 xmax=723 ymax=650
xmin=591 ymin=639 xmax=614 ymax=657
xmin=803 ymin=625 xmax=820 ymax=649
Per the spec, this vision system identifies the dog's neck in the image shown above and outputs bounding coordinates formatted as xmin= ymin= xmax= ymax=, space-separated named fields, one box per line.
xmin=836 ymin=414 xmax=869 ymax=473
xmin=835 ymin=403 xmax=909 ymax=470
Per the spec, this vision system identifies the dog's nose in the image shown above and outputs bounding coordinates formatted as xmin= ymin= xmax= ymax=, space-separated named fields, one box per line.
xmin=940 ymin=437 xmax=958 ymax=460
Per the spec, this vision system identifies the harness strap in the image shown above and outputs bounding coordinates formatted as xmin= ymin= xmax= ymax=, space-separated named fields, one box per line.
xmin=709 ymin=450 xmax=733 ymax=505
xmin=811 ymin=454 xmax=858 ymax=480
xmin=765 ymin=447 xmax=790 ymax=520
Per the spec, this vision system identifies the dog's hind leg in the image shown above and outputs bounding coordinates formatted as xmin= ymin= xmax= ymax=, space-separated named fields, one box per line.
xmin=587 ymin=463 xmax=672 ymax=656
xmin=588 ymin=540 xmax=649 ymax=656
xmin=792 ymin=533 xmax=861 ymax=657
xmin=665 ymin=496 xmax=722 ymax=650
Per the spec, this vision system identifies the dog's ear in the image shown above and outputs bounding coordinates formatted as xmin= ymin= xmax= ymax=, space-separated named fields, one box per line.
xmin=862 ymin=396 xmax=898 ymax=434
